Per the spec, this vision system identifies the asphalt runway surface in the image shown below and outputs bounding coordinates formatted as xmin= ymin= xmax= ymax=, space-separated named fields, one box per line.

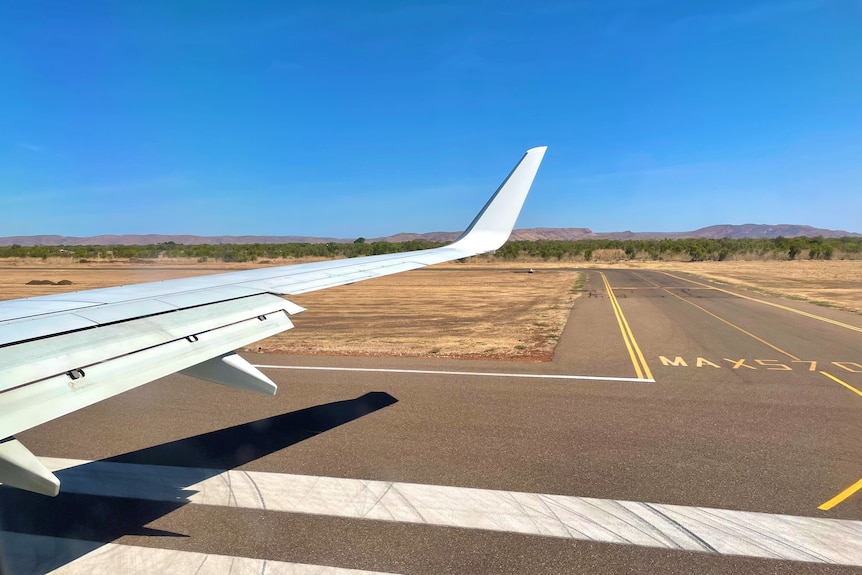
xmin=2 ymin=269 xmax=862 ymax=574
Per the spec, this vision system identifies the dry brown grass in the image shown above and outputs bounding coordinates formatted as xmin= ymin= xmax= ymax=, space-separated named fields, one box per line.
xmin=259 ymin=264 xmax=581 ymax=360
xmin=0 ymin=259 xmax=582 ymax=361
xmin=0 ymin=259 xmax=249 ymax=301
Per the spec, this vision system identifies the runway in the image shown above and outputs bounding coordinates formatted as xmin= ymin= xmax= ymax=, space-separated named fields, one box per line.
xmin=3 ymin=269 xmax=862 ymax=574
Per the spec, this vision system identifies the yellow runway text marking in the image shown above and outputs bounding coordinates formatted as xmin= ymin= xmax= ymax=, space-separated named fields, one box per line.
xmin=600 ymin=272 xmax=653 ymax=381
xmin=819 ymin=477 xmax=862 ymax=511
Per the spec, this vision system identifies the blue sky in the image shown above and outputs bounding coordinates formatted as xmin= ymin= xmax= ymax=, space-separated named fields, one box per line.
xmin=1 ymin=1 xmax=860 ymax=237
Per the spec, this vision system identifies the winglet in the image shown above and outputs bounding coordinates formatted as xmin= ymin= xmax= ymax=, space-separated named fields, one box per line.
xmin=450 ymin=146 xmax=547 ymax=254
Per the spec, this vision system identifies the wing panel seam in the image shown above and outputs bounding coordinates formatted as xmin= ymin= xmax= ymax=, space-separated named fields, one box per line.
xmin=0 ymin=308 xmax=292 ymax=396
xmin=0 ymin=293 xmax=292 ymax=350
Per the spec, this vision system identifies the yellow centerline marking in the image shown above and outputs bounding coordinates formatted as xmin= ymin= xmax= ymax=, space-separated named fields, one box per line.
xmin=600 ymin=272 xmax=653 ymax=381
xmin=601 ymin=273 xmax=642 ymax=379
xmin=661 ymin=272 xmax=862 ymax=334
xmin=819 ymin=477 xmax=862 ymax=511
xmin=820 ymin=370 xmax=862 ymax=398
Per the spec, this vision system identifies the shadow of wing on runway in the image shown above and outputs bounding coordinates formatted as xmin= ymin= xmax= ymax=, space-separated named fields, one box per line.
xmin=0 ymin=391 xmax=397 ymax=574
xmin=105 ymin=390 xmax=398 ymax=469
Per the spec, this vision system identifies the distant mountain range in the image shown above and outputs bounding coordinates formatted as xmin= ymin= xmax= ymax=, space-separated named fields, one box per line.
xmin=1 ymin=224 xmax=859 ymax=247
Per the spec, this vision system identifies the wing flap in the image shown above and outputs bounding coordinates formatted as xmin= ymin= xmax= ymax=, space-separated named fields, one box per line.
xmin=0 ymin=288 xmax=302 ymax=347
xmin=0 ymin=307 xmax=294 ymax=440
xmin=0 ymin=294 xmax=296 ymax=394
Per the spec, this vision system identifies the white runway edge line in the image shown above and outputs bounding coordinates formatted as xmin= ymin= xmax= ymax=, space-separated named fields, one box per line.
xmin=253 ymin=364 xmax=655 ymax=383
xmin=34 ymin=458 xmax=862 ymax=567
xmin=0 ymin=531 xmax=399 ymax=575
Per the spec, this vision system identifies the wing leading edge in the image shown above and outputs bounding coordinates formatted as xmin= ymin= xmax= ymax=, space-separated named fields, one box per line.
xmin=0 ymin=146 xmax=547 ymax=495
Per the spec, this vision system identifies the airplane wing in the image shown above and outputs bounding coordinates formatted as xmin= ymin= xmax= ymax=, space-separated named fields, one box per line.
xmin=0 ymin=146 xmax=547 ymax=496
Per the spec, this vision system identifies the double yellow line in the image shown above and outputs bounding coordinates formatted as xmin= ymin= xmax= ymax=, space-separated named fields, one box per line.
xmin=600 ymin=272 xmax=653 ymax=381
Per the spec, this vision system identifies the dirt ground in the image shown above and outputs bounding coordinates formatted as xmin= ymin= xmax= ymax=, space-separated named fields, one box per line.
xmin=1 ymin=257 xmax=859 ymax=360
xmin=267 ymin=265 xmax=580 ymax=360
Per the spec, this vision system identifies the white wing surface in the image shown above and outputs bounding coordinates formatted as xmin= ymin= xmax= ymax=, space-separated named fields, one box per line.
xmin=0 ymin=146 xmax=547 ymax=496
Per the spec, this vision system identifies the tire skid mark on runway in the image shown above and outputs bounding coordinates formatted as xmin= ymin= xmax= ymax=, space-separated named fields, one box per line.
xmin=660 ymin=272 xmax=862 ymax=335
xmin=599 ymin=272 xmax=653 ymax=381
xmin=633 ymin=272 xmax=801 ymax=361
xmin=27 ymin=457 xmax=862 ymax=568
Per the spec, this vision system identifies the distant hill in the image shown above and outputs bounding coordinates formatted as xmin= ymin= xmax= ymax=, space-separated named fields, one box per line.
xmin=373 ymin=224 xmax=860 ymax=242
xmin=377 ymin=227 xmax=596 ymax=243
xmin=653 ymin=224 xmax=861 ymax=240
xmin=1 ymin=224 xmax=858 ymax=246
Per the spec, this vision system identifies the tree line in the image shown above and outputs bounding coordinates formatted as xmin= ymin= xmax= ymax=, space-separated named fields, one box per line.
xmin=0 ymin=239 xmax=446 ymax=262
xmin=2 ymin=236 xmax=860 ymax=262
xmin=494 ymin=236 xmax=862 ymax=261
